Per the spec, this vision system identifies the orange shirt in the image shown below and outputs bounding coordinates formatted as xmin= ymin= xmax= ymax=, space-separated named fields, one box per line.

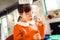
xmin=14 ymin=21 xmax=44 ymax=40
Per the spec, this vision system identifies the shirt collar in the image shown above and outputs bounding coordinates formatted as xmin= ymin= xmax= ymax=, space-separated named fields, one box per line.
xmin=17 ymin=20 xmax=36 ymax=27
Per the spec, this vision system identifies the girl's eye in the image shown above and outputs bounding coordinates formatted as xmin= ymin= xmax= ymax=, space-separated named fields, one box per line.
xmin=25 ymin=12 xmax=30 ymax=15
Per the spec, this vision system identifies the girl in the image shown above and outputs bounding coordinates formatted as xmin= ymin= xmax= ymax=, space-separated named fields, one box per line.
xmin=14 ymin=4 xmax=44 ymax=40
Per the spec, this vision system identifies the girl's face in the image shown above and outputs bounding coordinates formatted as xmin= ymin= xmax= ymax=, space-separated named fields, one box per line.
xmin=20 ymin=10 xmax=33 ymax=22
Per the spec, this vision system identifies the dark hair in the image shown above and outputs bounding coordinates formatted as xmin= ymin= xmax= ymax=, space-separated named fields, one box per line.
xmin=17 ymin=16 xmax=22 ymax=22
xmin=18 ymin=4 xmax=31 ymax=14
xmin=17 ymin=4 xmax=31 ymax=22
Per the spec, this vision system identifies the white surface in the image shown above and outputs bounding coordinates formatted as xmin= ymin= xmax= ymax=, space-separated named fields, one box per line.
xmin=1 ymin=16 xmax=8 ymax=40
xmin=19 ymin=0 xmax=33 ymax=4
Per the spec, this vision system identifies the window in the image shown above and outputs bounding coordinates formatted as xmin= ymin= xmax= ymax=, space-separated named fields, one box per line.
xmin=44 ymin=0 xmax=60 ymax=14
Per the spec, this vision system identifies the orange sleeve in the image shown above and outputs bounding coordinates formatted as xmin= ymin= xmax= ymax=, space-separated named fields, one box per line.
xmin=14 ymin=24 xmax=23 ymax=40
xmin=37 ymin=21 xmax=44 ymax=39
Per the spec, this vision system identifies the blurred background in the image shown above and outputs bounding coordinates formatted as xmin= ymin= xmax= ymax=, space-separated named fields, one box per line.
xmin=0 ymin=0 xmax=60 ymax=40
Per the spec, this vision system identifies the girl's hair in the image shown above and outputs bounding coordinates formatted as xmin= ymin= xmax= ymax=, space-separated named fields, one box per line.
xmin=18 ymin=4 xmax=31 ymax=22
xmin=17 ymin=4 xmax=31 ymax=22
xmin=17 ymin=16 xmax=22 ymax=22
xmin=18 ymin=4 xmax=31 ymax=14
